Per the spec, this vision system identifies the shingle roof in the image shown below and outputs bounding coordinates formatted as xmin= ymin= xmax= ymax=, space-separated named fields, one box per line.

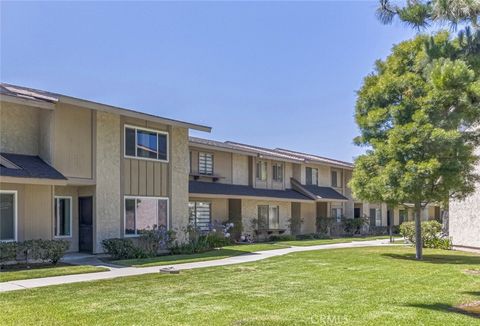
xmin=189 ymin=181 xmax=313 ymax=201
xmin=274 ymin=148 xmax=353 ymax=168
xmin=225 ymin=141 xmax=305 ymax=162
xmin=0 ymin=153 xmax=67 ymax=180
xmin=189 ymin=137 xmax=256 ymax=155
xmin=189 ymin=137 xmax=354 ymax=168
xmin=301 ymin=184 xmax=348 ymax=201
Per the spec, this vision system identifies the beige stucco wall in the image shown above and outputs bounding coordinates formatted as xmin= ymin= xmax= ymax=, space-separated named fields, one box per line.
xmin=232 ymin=153 xmax=249 ymax=185
xmin=450 ymin=145 xmax=480 ymax=248
xmin=39 ymin=109 xmax=54 ymax=164
xmin=0 ymin=183 xmax=53 ymax=242
xmin=54 ymin=103 xmax=94 ymax=179
xmin=0 ymin=102 xmax=41 ymax=155
xmin=169 ymin=126 xmax=190 ymax=242
xmin=300 ymin=202 xmax=316 ymax=234
xmin=94 ymin=111 xmax=121 ymax=253
xmin=241 ymin=199 xmax=291 ymax=235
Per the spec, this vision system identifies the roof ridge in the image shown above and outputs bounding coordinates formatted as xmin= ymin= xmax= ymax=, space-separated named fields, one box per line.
xmin=275 ymin=148 xmax=353 ymax=166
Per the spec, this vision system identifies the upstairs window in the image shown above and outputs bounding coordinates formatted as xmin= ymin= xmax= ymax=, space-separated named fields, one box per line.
xmin=125 ymin=126 xmax=168 ymax=162
xmin=198 ymin=152 xmax=214 ymax=175
xmin=256 ymin=161 xmax=267 ymax=181
xmin=272 ymin=163 xmax=283 ymax=182
xmin=306 ymin=167 xmax=318 ymax=185
xmin=331 ymin=170 xmax=338 ymax=187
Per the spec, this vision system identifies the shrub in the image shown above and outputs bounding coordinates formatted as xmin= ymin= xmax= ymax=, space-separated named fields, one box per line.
xmin=316 ymin=216 xmax=336 ymax=234
xmin=288 ymin=216 xmax=303 ymax=235
xmin=268 ymin=234 xmax=296 ymax=242
xmin=399 ymin=220 xmax=450 ymax=249
xmin=343 ymin=217 xmax=367 ymax=235
xmin=102 ymin=238 xmax=147 ymax=260
xmin=138 ymin=225 xmax=176 ymax=256
xmin=1 ymin=239 xmax=69 ymax=266
xmin=0 ymin=242 xmax=17 ymax=265
xmin=39 ymin=240 xmax=70 ymax=264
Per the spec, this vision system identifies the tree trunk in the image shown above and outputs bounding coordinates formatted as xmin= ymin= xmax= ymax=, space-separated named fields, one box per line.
xmin=414 ymin=202 xmax=423 ymax=260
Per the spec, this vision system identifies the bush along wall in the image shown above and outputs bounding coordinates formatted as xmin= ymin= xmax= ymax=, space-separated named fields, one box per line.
xmin=400 ymin=220 xmax=452 ymax=250
xmin=0 ymin=239 xmax=70 ymax=267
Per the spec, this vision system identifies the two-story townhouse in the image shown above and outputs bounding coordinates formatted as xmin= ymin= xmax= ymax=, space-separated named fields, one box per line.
xmin=188 ymin=138 xmax=442 ymax=237
xmin=188 ymin=138 xmax=361 ymax=237
xmin=0 ymin=83 xmax=210 ymax=253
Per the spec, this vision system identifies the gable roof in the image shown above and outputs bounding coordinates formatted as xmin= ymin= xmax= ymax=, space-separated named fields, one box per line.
xmin=274 ymin=148 xmax=353 ymax=169
xmin=0 ymin=153 xmax=67 ymax=181
xmin=0 ymin=83 xmax=211 ymax=132
xmin=189 ymin=136 xmax=354 ymax=169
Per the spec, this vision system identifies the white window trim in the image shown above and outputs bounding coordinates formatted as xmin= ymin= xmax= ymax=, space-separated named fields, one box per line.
xmin=256 ymin=160 xmax=267 ymax=181
xmin=124 ymin=196 xmax=170 ymax=237
xmin=189 ymin=201 xmax=212 ymax=231
xmin=0 ymin=190 xmax=17 ymax=242
xmin=124 ymin=124 xmax=169 ymax=163
xmin=272 ymin=163 xmax=283 ymax=183
xmin=198 ymin=152 xmax=214 ymax=175
xmin=54 ymin=196 xmax=73 ymax=239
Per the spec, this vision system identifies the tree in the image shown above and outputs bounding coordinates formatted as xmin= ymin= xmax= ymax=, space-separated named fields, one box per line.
xmin=350 ymin=32 xmax=480 ymax=259
xmin=377 ymin=0 xmax=480 ymax=30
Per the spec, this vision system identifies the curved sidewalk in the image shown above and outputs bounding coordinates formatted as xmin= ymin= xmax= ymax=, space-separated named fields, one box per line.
xmin=0 ymin=239 xmax=395 ymax=293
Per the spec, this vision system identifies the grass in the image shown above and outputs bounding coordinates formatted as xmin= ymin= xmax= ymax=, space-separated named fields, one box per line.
xmin=277 ymin=235 xmax=392 ymax=246
xmin=114 ymin=243 xmax=290 ymax=267
xmin=113 ymin=236 xmax=394 ymax=267
xmin=0 ymin=264 xmax=109 ymax=282
xmin=1 ymin=246 xmax=479 ymax=325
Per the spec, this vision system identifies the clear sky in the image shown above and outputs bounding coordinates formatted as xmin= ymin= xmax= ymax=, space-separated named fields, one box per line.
xmin=1 ymin=1 xmax=419 ymax=162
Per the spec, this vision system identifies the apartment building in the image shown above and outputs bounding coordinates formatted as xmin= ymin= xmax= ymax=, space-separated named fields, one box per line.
xmin=0 ymin=83 xmax=210 ymax=253
xmin=0 ymin=83 xmax=442 ymax=253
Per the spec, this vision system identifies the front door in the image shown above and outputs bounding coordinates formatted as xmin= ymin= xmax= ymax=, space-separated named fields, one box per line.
xmin=79 ymin=196 xmax=93 ymax=253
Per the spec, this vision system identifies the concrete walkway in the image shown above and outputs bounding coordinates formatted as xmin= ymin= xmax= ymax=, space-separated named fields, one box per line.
xmin=0 ymin=239 xmax=396 ymax=293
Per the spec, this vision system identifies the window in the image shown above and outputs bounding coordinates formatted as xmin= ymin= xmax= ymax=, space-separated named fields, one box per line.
xmin=124 ymin=197 xmax=168 ymax=236
xmin=257 ymin=205 xmax=280 ymax=229
xmin=189 ymin=201 xmax=211 ymax=231
xmin=399 ymin=210 xmax=407 ymax=224
xmin=198 ymin=152 xmax=214 ymax=175
xmin=0 ymin=191 xmax=16 ymax=241
xmin=306 ymin=167 xmax=318 ymax=185
xmin=54 ymin=197 xmax=72 ymax=237
xmin=256 ymin=161 xmax=267 ymax=181
xmin=370 ymin=208 xmax=382 ymax=226
xmin=331 ymin=207 xmax=343 ymax=222
xmin=272 ymin=163 xmax=283 ymax=182
xmin=125 ymin=126 xmax=168 ymax=162
xmin=331 ymin=170 xmax=338 ymax=187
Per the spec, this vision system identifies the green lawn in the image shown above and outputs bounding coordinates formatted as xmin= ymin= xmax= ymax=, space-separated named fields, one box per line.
xmin=277 ymin=235 xmax=392 ymax=246
xmin=114 ymin=243 xmax=290 ymax=267
xmin=0 ymin=265 xmax=109 ymax=282
xmin=1 ymin=246 xmax=479 ymax=325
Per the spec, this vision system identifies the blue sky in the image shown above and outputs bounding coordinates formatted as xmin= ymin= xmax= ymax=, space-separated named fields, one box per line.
xmin=1 ymin=1 xmax=419 ymax=162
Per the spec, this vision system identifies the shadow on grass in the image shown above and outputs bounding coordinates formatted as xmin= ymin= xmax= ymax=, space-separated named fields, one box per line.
xmin=408 ymin=303 xmax=480 ymax=319
xmin=381 ymin=253 xmax=480 ymax=265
